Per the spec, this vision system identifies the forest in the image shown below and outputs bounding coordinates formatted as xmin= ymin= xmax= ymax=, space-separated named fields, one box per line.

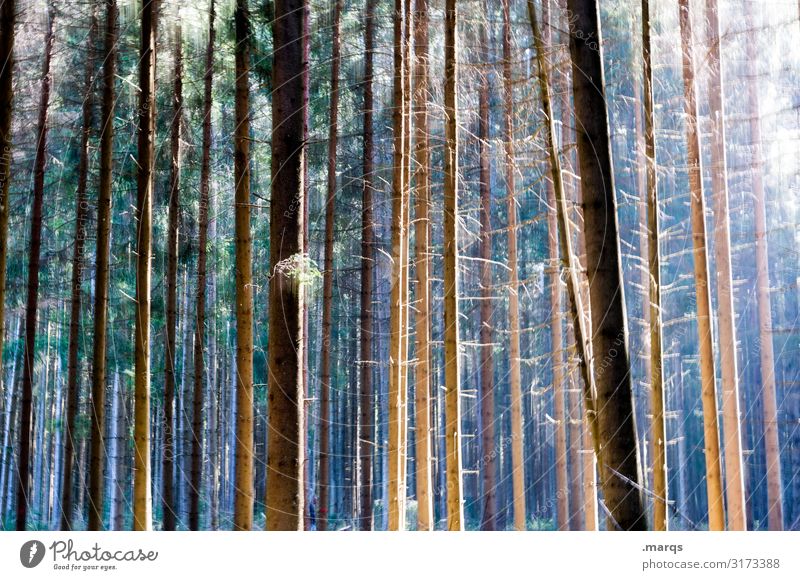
xmin=0 ymin=0 xmax=797 ymax=532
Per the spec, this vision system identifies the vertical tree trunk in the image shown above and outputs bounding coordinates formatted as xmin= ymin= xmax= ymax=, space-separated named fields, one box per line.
xmin=564 ymin=0 xmax=646 ymax=530
xmin=266 ymin=0 xmax=306 ymax=531
xmin=388 ymin=0 xmax=410 ymax=532
xmin=412 ymin=0 xmax=434 ymax=532
xmin=704 ymin=0 xmax=746 ymax=531
xmin=501 ymin=0 xmax=526 ymax=532
xmin=318 ymin=0 xmax=342 ymax=531
xmin=477 ymin=9 xmax=496 ymax=532
xmin=641 ymin=0 xmax=667 ymax=531
xmin=677 ymin=0 xmax=725 ymax=531
xmin=61 ymin=3 xmax=97 ymax=531
xmin=0 ymin=0 xmax=15 ymax=398
xmin=232 ymin=0 xmax=254 ymax=531
xmin=164 ymin=22 xmax=183 ymax=533
xmin=133 ymin=0 xmax=157 ymax=531
xmin=744 ymin=0 xmax=783 ymax=532
xmin=15 ymin=4 xmax=54 ymax=530
xmin=190 ymin=0 xmax=215 ymax=531
xmin=358 ymin=0 xmax=376 ymax=532
xmin=442 ymin=0 xmax=464 ymax=532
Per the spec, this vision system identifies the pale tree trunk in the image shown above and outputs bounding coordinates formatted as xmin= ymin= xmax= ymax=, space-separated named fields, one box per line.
xmin=318 ymin=0 xmax=342 ymax=531
xmin=476 ymin=9 xmax=496 ymax=532
xmin=388 ymin=0 xmax=410 ymax=531
xmin=358 ymin=0 xmax=376 ymax=532
xmin=412 ymin=0 xmax=434 ymax=532
xmin=191 ymin=0 xmax=215 ymax=530
xmin=89 ymin=0 xmax=117 ymax=530
xmin=641 ymin=0 xmax=667 ymax=531
xmin=265 ymin=0 xmax=306 ymax=531
xmin=677 ymin=0 xmax=726 ymax=531
xmin=232 ymin=0 xmax=254 ymax=531
xmin=16 ymin=4 xmax=54 ymax=530
xmin=62 ymin=3 xmax=96 ymax=531
xmin=164 ymin=22 xmax=183 ymax=533
xmin=704 ymin=0 xmax=746 ymax=531
xmin=564 ymin=0 xmax=646 ymax=530
xmin=442 ymin=0 xmax=464 ymax=531
xmin=744 ymin=0 xmax=783 ymax=531
xmin=133 ymin=0 xmax=157 ymax=531
xmin=501 ymin=0 xmax=526 ymax=532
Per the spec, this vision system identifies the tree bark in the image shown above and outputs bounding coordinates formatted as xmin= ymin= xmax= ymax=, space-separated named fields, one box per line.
xmin=677 ymin=0 xmax=726 ymax=531
xmin=15 ymin=4 xmax=54 ymax=530
xmin=501 ymin=0 xmax=526 ymax=532
xmin=564 ymin=0 xmax=646 ymax=530
xmin=358 ymin=0 xmax=376 ymax=532
xmin=233 ymin=0 xmax=254 ymax=531
xmin=265 ymin=0 xmax=306 ymax=531
xmin=61 ymin=3 xmax=96 ymax=531
xmin=704 ymin=0 xmax=746 ymax=531
xmin=318 ymin=0 xmax=342 ymax=531
xmin=88 ymin=0 xmax=116 ymax=531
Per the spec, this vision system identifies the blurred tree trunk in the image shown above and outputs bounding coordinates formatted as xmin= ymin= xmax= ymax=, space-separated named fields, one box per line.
xmin=318 ymin=0 xmax=342 ymax=531
xmin=501 ymin=0 xmax=526 ymax=532
xmin=358 ymin=0 xmax=376 ymax=532
xmin=745 ymin=0 xmax=783 ymax=531
xmin=564 ymin=0 xmax=646 ymax=530
xmin=16 ymin=4 xmax=54 ymax=530
xmin=266 ymin=0 xmax=306 ymax=531
xmin=677 ymin=0 xmax=726 ymax=531
xmin=704 ymin=0 xmax=746 ymax=531
xmin=62 ymin=3 xmax=96 ymax=531
xmin=233 ymin=0 xmax=254 ymax=531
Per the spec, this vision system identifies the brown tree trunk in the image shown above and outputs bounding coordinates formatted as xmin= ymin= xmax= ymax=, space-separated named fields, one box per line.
xmin=388 ymin=0 xmax=410 ymax=531
xmin=358 ymin=0 xmax=376 ymax=532
xmin=677 ymin=0 xmax=726 ymax=531
xmin=190 ymin=0 xmax=215 ymax=532
xmin=318 ymin=0 xmax=342 ymax=531
xmin=477 ymin=10 xmax=496 ymax=532
xmin=16 ymin=4 xmax=54 ymax=530
xmin=501 ymin=0 xmax=526 ymax=532
xmin=564 ymin=0 xmax=646 ymax=530
xmin=641 ymin=0 xmax=667 ymax=531
xmin=412 ymin=0 xmax=434 ymax=532
xmin=265 ymin=0 xmax=306 ymax=531
xmin=744 ymin=0 xmax=783 ymax=531
xmin=61 ymin=3 xmax=96 ymax=531
xmin=442 ymin=0 xmax=464 ymax=532
xmin=88 ymin=0 xmax=116 ymax=531
xmin=704 ymin=0 xmax=746 ymax=531
xmin=233 ymin=0 xmax=254 ymax=531
xmin=133 ymin=0 xmax=157 ymax=531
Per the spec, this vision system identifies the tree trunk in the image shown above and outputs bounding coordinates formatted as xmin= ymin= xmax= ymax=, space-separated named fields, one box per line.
xmin=677 ymin=0 xmax=726 ymax=531
xmin=641 ymin=0 xmax=667 ymax=531
xmin=318 ymin=0 xmax=342 ymax=531
xmin=501 ymin=0 xmax=526 ymax=532
xmin=133 ymin=0 xmax=157 ymax=531
xmin=61 ymin=3 xmax=97 ymax=531
xmin=191 ymin=0 xmax=215 ymax=531
xmin=15 ymin=4 xmax=54 ymax=530
xmin=442 ymin=0 xmax=464 ymax=532
xmin=232 ymin=0 xmax=254 ymax=531
xmin=744 ymin=0 xmax=783 ymax=531
xmin=265 ymin=0 xmax=306 ymax=531
xmin=477 ymin=10 xmax=496 ymax=532
xmin=704 ymin=0 xmax=746 ymax=531
xmin=388 ymin=0 xmax=410 ymax=532
xmin=564 ymin=0 xmax=646 ymax=530
xmin=88 ymin=0 xmax=117 ymax=530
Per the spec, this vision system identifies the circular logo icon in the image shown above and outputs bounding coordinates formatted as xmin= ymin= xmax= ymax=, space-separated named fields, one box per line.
xmin=20 ymin=540 xmax=46 ymax=568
